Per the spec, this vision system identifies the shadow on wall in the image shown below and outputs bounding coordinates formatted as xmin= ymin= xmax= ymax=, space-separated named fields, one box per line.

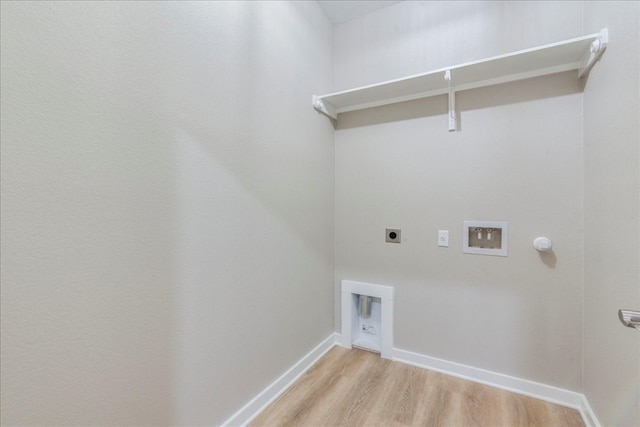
xmin=162 ymin=1 xmax=335 ymax=424
xmin=336 ymin=70 xmax=583 ymax=130
xmin=538 ymin=250 xmax=557 ymax=268
xmin=1 ymin=1 xmax=335 ymax=425
xmin=162 ymin=0 xmax=335 ymax=260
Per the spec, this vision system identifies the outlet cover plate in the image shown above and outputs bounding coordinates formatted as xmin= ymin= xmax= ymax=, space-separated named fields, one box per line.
xmin=463 ymin=220 xmax=508 ymax=256
xmin=386 ymin=228 xmax=401 ymax=243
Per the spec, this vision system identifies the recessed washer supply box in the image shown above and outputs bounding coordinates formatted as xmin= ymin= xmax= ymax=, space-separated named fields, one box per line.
xmin=463 ymin=220 xmax=508 ymax=256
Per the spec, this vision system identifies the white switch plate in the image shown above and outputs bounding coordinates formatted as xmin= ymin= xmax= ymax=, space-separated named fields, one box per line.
xmin=438 ymin=230 xmax=449 ymax=247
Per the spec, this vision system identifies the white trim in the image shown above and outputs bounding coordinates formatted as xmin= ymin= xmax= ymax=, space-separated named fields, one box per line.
xmin=220 ymin=333 xmax=339 ymax=427
xmin=393 ymin=347 xmax=600 ymax=427
xmin=219 ymin=333 xmax=600 ymax=427
xmin=340 ymin=280 xmax=394 ymax=359
xmin=579 ymin=394 xmax=601 ymax=427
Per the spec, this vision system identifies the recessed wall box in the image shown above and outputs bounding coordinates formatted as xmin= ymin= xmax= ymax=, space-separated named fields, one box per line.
xmin=386 ymin=228 xmax=401 ymax=243
xmin=463 ymin=221 xmax=508 ymax=256
xmin=341 ymin=280 xmax=394 ymax=359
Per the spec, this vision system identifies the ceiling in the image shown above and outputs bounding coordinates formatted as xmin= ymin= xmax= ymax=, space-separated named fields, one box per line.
xmin=317 ymin=1 xmax=403 ymax=24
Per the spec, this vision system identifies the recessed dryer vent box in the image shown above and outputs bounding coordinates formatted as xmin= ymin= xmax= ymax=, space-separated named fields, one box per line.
xmin=463 ymin=221 xmax=508 ymax=256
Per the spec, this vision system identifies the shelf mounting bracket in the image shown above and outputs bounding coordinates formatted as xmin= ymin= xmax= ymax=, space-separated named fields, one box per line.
xmin=312 ymin=95 xmax=337 ymax=120
xmin=578 ymin=28 xmax=608 ymax=78
xmin=444 ymin=70 xmax=456 ymax=132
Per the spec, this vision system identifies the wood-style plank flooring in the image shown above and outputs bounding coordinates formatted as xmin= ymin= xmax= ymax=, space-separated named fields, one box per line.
xmin=250 ymin=347 xmax=584 ymax=427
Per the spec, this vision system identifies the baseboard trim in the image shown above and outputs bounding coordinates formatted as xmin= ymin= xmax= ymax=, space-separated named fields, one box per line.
xmin=220 ymin=332 xmax=338 ymax=427
xmin=579 ymin=394 xmax=601 ymax=427
xmin=220 ymin=335 xmax=600 ymax=427
xmin=393 ymin=348 xmax=600 ymax=427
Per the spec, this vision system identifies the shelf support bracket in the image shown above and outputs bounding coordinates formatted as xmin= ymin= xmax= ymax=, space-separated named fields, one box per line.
xmin=578 ymin=28 xmax=608 ymax=78
xmin=312 ymin=95 xmax=337 ymax=120
xmin=444 ymin=70 xmax=456 ymax=132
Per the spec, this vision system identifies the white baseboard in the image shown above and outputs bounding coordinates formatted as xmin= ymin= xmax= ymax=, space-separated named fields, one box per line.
xmin=393 ymin=348 xmax=600 ymax=427
xmin=220 ymin=333 xmax=338 ymax=427
xmin=579 ymin=394 xmax=601 ymax=427
xmin=220 ymin=333 xmax=600 ymax=427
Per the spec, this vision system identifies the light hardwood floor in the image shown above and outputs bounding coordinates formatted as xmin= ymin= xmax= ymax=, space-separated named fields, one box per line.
xmin=250 ymin=346 xmax=585 ymax=427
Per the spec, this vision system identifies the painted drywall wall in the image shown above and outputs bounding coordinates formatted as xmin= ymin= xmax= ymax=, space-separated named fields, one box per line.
xmin=334 ymin=0 xmax=583 ymax=91
xmin=334 ymin=0 xmax=585 ymax=391
xmin=0 ymin=2 xmax=334 ymax=425
xmin=583 ymin=2 xmax=640 ymax=426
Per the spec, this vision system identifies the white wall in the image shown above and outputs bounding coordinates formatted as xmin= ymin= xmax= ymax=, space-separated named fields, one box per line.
xmin=334 ymin=0 xmax=583 ymax=91
xmin=583 ymin=2 xmax=640 ymax=426
xmin=0 ymin=2 xmax=334 ymax=425
xmin=334 ymin=0 xmax=586 ymax=391
xmin=3 ymin=1 xmax=638 ymax=425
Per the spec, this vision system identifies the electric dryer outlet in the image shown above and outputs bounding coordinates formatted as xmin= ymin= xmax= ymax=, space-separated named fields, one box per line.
xmin=386 ymin=228 xmax=401 ymax=243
